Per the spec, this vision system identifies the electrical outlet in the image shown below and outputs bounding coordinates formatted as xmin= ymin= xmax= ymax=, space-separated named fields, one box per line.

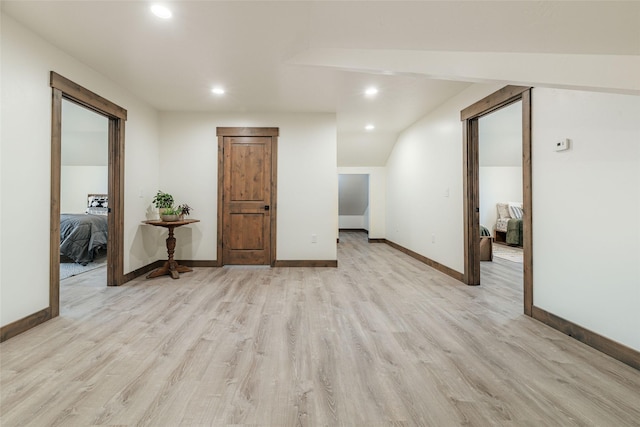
xmin=555 ymin=138 xmax=570 ymax=152
xmin=311 ymin=234 xmax=317 ymax=243
xmin=432 ymin=234 xmax=436 ymax=243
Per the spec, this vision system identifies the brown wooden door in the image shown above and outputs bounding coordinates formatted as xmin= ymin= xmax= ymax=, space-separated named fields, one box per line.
xmin=223 ymin=136 xmax=272 ymax=264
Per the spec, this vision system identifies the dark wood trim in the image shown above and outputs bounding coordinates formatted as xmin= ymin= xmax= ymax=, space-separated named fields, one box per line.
xmin=216 ymin=127 xmax=279 ymax=137
xmin=531 ymin=306 xmax=640 ymax=371
xmin=216 ymin=135 xmax=224 ymax=267
xmin=521 ymin=90 xmax=533 ymax=316
xmin=107 ymin=117 xmax=125 ymax=286
xmin=50 ymin=88 xmax=62 ymax=317
xmin=460 ymin=85 xmax=530 ymax=121
xmin=216 ymin=127 xmax=278 ymax=267
xmin=270 ymin=133 xmax=278 ymax=267
xmin=0 ymin=308 xmax=51 ymax=342
xmin=368 ymin=238 xmax=385 ymax=243
xmin=462 ymin=120 xmax=470 ymax=285
xmin=462 ymin=118 xmax=480 ymax=286
xmin=122 ymin=260 xmax=164 ymax=284
xmin=384 ymin=240 xmax=464 ymax=282
xmin=51 ymin=73 xmax=127 ymax=290
xmin=461 ymin=86 xmax=533 ymax=317
xmin=274 ymin=260 xmax=338 ymax=268
xmin=50 ymin=72 xmax=127 ymax=120
xmin=175 ymin=260 xmax=218 ymax=268
xmin=339 ymin=228 xmax=368 ymax=233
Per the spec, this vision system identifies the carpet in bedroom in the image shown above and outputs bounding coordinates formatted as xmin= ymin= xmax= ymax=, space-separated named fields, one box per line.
xmin=493 ymin=244 xmax=524 ymax=263
xmin=60 ymin=255 xmax=107 ymax=280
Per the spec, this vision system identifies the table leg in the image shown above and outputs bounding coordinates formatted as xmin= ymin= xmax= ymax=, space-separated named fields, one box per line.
xmin=146 ymin=225 xmax=193 ymax=279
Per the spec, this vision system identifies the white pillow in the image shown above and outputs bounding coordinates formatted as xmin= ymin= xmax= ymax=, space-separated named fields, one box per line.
xmin=497 ymin=203 xmax=511 ymax=219
xmin=86 ymin=207 xmax=108 ymax=215
xmin=509 ymin=204 xmax=524 ymax=219
xmin=87 ymin=194 xmax=108 ymax=208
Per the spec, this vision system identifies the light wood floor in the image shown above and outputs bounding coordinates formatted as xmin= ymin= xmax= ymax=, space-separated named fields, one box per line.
xmin=1 ymin=231 xmax=639 ymax=426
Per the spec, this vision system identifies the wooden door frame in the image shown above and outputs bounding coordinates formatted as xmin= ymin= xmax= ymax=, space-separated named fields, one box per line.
xmin=50 ymin=72 xmax=127 ymax=316
xmin=461 ymin=85 xmax=533 ymax=316
xmin=216 ymin=127 xmax=278 ymax=267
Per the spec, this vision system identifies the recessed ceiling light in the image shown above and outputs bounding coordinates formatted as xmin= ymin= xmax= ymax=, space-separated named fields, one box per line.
xmin=365 ymin=87 xmax=378 ymax=97
xmin=365 ymin=124 xmax=375 ymax=131
xmin=211 ymin=87 xmax=225 ymax=95
xmin=151 ymin=4 xmax=172 ymax=19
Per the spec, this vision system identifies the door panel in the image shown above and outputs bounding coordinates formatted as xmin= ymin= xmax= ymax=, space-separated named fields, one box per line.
xmin=229 ymin=213 xmax=264 ymax=250
xmin=230 ymin=144 xmax=266 ymax=201
xmin=223 ymin=136 xmax=271 ymax=265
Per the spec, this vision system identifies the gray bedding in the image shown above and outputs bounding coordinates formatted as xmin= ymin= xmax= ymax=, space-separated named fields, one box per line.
xmin=60 ymin=214 xmax=108 ymax=265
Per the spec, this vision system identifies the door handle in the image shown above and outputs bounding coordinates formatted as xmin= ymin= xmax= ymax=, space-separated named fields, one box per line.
xmin=264 ymin=205 xmax=270 ymax=211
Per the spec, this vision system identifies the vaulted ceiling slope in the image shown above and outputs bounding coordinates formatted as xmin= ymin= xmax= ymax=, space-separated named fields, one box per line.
xmin=2 ymin=1 xmax=639 ymax=166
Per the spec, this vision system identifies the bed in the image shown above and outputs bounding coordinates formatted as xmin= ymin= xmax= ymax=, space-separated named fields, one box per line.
xmin=495 ymin=202 xmax=523 ymax=246
xmin=60 ymin=194 xmax=108 ymax=265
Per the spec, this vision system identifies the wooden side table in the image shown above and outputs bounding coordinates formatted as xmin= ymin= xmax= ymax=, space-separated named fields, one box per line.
xmin=142 ymin=219 xmax=200 ymax=279
xmin=480 ymin=236 xmax=493 ymax=261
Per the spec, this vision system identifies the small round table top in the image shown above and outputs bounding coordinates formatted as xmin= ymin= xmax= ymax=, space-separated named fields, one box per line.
xmin=142 ymin=219 xmax=200 ymax=228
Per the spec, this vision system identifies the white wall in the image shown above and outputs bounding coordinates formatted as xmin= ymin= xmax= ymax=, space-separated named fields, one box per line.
xmin=158 ymin=112 xmax=338 ymax=262
xmin=385 ymin=83 xmax=503 ymax=273
xmin=337 ymin=167 xmax=386 ymax=239
xmin=532 ymin=88 xmax=640 ymax=351
xmin=363 ymin=205 xmax=370 ymax=231
xmin=339 ymin=215 xmax=367 ymax=229
xmin=0 ymin=13 xmax=161 ymax=327
xmin=479 ymin=166 xmax=523 ymax=234
xmin=60 ymin=166 xmax=108 ymax=213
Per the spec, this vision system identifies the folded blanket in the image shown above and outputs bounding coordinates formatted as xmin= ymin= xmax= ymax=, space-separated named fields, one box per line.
xmin=506 ymin=219 xmax=523 ymax=246
xmin=496 ymin=218 xmax=510 ymax=233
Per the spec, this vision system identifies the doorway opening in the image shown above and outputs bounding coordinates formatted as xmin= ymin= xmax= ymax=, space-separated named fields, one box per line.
xmin=478 ymin=100 xmax=524 ymax=304
xmin=338 ymin=174 xmax=370 ymax=236
xmin=50 ymin=72 xmax=126 ymax=319
xmin=59 ymin=99 xmax=109 ymax=282
xmin=461 ymin=86 xmax=533 ymax=316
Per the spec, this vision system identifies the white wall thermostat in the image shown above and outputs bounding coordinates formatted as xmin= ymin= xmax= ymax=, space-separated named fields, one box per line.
xmin=555 ymin=138 xmax=570 ymax=152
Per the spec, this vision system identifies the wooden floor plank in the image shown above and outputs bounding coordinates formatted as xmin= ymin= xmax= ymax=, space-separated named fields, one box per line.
xmin=1 ymin=231 xmax=639 ymax=426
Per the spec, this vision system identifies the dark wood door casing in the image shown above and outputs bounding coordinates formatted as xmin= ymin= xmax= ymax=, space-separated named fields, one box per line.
xmin=217 ymin=127 xmax=278 ymax=266
xmin=460 ymin=85 xmax=532 ymax=316
xmin=223 ymin=136 xmax=272 ymax=264
xmin=50 ymin=72 xmax=127 ymax=295
xmin=50 ymin=72 xmax=126 ymax=295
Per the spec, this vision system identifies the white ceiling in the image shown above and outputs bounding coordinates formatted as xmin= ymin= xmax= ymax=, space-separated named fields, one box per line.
xmin=3 ymin=1 xmax=638 ymax=166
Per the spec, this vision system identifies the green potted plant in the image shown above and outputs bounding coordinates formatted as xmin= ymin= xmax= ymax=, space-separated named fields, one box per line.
xmin=160 ymin=206 xmax=181 ymax=222
xmin=152 ymin=191 xmax=174 ymax=214
xmin=177 ymin=204 xmax=192 ymax=220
